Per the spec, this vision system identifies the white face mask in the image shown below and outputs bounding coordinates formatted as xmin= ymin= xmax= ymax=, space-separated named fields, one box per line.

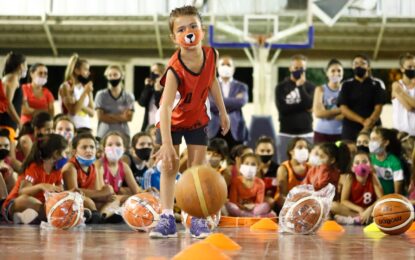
xmin=239 ymin=164 xmax=257 ymax=180
xmin=57 ymin=131 xmax=74 ymax=142
xmin=21 ymin=69 xmax=27 ymax=78
xmin=369 ymin=140 xmax=384 ymax=154
xmin=105 ymin=146 xmax=124 ymax=162
xmin=308 ymin=154 xmax=322 ymax=166
xmin=329 ymin=75 xmax=342 ymax=84
xmin=33 ymin=76 xmax=47 ymax=86
xmin=218 ymin=65 xmax=234 ymax=78
xmin=294 ymin=148 xmax=309 ymax=163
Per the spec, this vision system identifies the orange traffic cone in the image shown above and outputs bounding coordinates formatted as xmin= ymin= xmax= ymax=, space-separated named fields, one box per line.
xmin=204 ymin=233 xmax=241 ymax=251
xmin=250 ymin=218 xmax=279 ymax=231
xmin=405 ymin=221 xmax=415 ymax=233
xmin=318 ymin=220 xmax=345 ymax=232
xmin=172 ymin=241 xmax=230 ymax=260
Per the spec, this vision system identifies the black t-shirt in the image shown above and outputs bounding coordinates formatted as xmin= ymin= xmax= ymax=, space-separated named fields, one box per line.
xmin=275 ymin=78 xmax=315 ymax=134
xmin=0 ymin=85 xmax=22 ymax=129
xmin=337 ymin=77 xmax=386 ymax=140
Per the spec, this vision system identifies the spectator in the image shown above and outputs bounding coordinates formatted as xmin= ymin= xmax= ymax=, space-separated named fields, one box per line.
xmin=21 ymin=63 xmax=54 ymax=124
xmin=313 ymin=59 xmax=343 ymax=143
xmin=208 ymin=56 xmax=249 ymax=150
xmin=391 ymin=53 xmax=415 ymax=136
xmin=338 ymin=54 xmax=386 ymax=141
xmin=138 ymin=63 xmax=164 ymax=131
xmin=59 ymin=53 xmax=94 ymax=130
xmin=275 ymin=54 xmax=315 ymax=164
xmin=95 ymin=65 xmax=135 ymax=139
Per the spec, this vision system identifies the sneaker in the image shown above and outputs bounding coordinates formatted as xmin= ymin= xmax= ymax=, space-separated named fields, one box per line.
xmin=149 ymin=214 xmax=177 ymax=238
xmin=13 ymin=208 xmax=38 ymax=224
xmin=190 ymin=217 xmax=211 ymax=239
xmin=334 ymin=215 xmax=361 ymax=225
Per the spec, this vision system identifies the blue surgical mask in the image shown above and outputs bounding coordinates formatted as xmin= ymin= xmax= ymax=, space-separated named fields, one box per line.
xmin=55 ymin=157 xmax=68 ymax=170
xmin=76 ymin=155 xmax=96 ymax=167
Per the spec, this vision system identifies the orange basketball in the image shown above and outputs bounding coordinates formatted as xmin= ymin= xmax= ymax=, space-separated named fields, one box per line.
xmin=373 ymin=194 xmax=414 ymax=235
xmin=286 ymin=191 xmax=313 ymax=203
xmin=45 ymin=191 xmax=84 ymax=229
xmin=175 ymin=165 xmax=227 ymax=218
xmin=181 ymin=210 xmax=221 ymax=231
xmin=122 ymin=193 xmax=161 ymax=231
xmin=285 ymin=196 xmax=324 ymax=234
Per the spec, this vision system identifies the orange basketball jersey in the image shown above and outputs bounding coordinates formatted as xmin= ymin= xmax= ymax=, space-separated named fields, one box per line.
xmin=68 ymin=156 xmax=96 ymax=189
xmin=274 ymin=161 xmax=307 ymax=201
xmin=157 ymin=46 xmax=217 ymax=131
xmin=350 ymin=174 xmax=377 ymax=208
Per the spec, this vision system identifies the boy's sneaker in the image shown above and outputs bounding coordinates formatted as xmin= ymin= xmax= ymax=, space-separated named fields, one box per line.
xmin=190 ymin=217 xmax=211 ymax=239
xmin=149 ymin=214 xmax=177 ymax=238
xmin=13 ymin=208 xmax=38 ymax=224
xmin=334 ymin=215 xmax=361 ymax=225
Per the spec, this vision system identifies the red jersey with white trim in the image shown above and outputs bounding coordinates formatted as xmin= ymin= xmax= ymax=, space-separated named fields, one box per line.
xmin=157 ymin=46 xmax=216 ymax=131
xmin=2 ymin=162 xmax=63 ymax=208
xmin=349 ymin=174 xmax=377 ymax=208
xmin=68 ymin=156 xmax=96 ymax=189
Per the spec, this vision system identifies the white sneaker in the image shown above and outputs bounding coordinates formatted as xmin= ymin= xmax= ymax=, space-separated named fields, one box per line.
xmin=334 ymin=215 xmax=360 ymax=225
xmin=13 ymin=208 xmax=38 ymax=224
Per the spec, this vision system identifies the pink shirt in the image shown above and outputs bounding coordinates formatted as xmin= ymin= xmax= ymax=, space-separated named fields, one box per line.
xmin=21 ymin=83 xmax=54 ymax=124
xmin=102 ymin=156 xmax=126 ymax=194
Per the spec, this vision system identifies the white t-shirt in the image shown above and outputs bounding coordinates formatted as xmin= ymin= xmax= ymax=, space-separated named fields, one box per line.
xmin=392 ymin=80 xmax=415 ymax=135
xmin=70 ymin=84 xmax=91 ymax=129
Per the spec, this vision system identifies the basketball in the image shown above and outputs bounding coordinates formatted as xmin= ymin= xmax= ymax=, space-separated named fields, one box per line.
xmin=122 ymin=193 xmax=161 ymax=231
xmin=175 ymin=165 xmax=227 ymax=218
xmin=181 ymin=210 xmax=221 ymax=231
xmin=284 ymin=196 xmax=324 ymax=234
xmin=45 ymin=191 xmax=84 ymax=230
xmin=286 ymin=191 xmax=313 ymax=203
xmin=373 ymin=194 xmax=414 ymax=235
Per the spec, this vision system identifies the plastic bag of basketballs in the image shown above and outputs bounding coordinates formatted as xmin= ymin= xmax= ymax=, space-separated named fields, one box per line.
xmin=44 ymin=191 xmax=85 ymax=230
xmin=279 ymin=184 xmax=335 ymax=234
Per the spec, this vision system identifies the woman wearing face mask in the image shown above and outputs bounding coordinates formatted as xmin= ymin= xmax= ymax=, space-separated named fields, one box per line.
xmin=0 ymin=129 xmax=17 ymax=194
xmin=206 ymin=138 xmax=231 ymax=187
xmin=59 ymin=53 xmax=94 ymax=130
xmin=313 ymin=59 xmax=344 ymax=144
xmin=338 ymin=54 xmax=386 ymax=141
xmin=53 ymin=115 xmax=76 ymax=170
xmin=0 ymin=52 xmax=27 ymax=140
xmin=21 ymin=63 xmax=54 ymax=124
xmin=369 ymin=127 xmax=404 ymax=195
xmin=303 ymin=143 xmax=350 ymax=198
xmin=95 ymin=131 xmax=141 ymax=222
xmin=121 ymin=132 xmax=154 ymax=188
xmin=356 ymin=130 xmax=370 ymax=153
xmin=62 ymin=133 xmax=118 ymax=224
xmin=275 ymin=137 xmax=310 ymax=208
xmin=95 ymin=65 xmax=135 ymax=139
xmin=255 ymin=136 xmax=279 ymax=202
xmin=333 ymin=151 xmax=383 ymax=225
xmin=1 ymin=134 xmax=67 ymax=224
xmin=225 ymin=153 xmax=276 ymax=218
xmin=391 ymin=53 xmax=415 ymax=136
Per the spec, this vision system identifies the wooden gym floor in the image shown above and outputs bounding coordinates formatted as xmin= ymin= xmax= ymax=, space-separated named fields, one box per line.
xmin=0 ymin=224 xmax=414 ymax=259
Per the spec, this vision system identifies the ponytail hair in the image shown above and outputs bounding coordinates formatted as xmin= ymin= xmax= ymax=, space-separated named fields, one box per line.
xmin=2 ymin=51 xmax=26 ymax=76
xmin=64 ymin=53 xmax=88 ymax=81
xmin=20 ymin=133 xmax=68 ymax=174
xmin=318 ymin=142 xmax=351 ymax=173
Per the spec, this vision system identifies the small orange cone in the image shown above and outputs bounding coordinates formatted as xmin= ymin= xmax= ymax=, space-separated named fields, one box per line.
xmin=250 ymin=218 xmax=279 ymax=231
xmin=204 ymin=233 xmax=242 ymax=251
xmin=172 ymin=241 xmax=231 ymax=260
xmin=405 ymin=221 xmax=415 ymax=233
xmin=318 ymin=221 xmax=345 ymax=232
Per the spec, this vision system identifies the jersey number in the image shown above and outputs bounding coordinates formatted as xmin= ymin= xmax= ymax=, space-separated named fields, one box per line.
xmin=363 ymin=192 xmax=372 ymax=205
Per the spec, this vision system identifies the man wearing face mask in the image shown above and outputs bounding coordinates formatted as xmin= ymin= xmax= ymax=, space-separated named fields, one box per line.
xmin=207 ymin=56 xmax=249 ymax=150
xmin=138 ymin=63 xmax=165 ymax=132
xmin=275 ymin=54 xmax=315 ymax=164
xmin=95 ymin=65 xmax=135 ymax=139
xmin=338 ymin=54 xmax=386 ymax=141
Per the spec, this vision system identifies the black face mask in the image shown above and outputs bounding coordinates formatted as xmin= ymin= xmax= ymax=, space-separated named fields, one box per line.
xmin=404 ymin=69 xmax=415 ymax=79
xmin=135 ymin=148 xmax=152 ymax=161
xmin=77 ymin=75 xmax=90 ymax=85
xmin=0 ymin=148 xmax=9 ymax=160
xmin=149 ymin=72 xmax=160 ymax=80
xmin=353 ymin=67 xmax=367 ymax=78
xmin=291 ymin=69 xmax=304 ymax=80
xmin=108 ymin=78 xmax=122 ymax=87
xmin=259 ymin=154 xmax=273 ymax=163
xmin=356 ymin=145 xmax=370 ymax=154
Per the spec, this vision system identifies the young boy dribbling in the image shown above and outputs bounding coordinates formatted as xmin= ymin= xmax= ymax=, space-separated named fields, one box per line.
xmin=150 ymin=6 xmax=230 ymax=239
